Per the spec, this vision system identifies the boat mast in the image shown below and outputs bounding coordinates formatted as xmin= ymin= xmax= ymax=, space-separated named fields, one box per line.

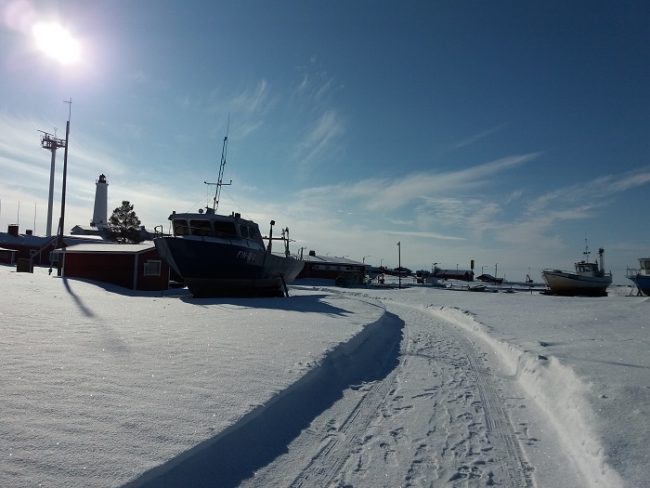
xmin=583 ymin=238 xmax=591 ymax=262
xmin=204 ymin=122 xmax=232 ymax=213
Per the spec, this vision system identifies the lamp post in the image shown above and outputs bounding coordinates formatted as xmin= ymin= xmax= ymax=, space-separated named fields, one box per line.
xmin=397 ymin=241 xmax=401 ymax=289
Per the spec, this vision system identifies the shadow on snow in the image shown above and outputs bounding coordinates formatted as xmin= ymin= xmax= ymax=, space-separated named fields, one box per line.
xmin=123 ymin=311 xmax=404 ymax=488
xmin=52 ymin=276 xmax=351 ymax=315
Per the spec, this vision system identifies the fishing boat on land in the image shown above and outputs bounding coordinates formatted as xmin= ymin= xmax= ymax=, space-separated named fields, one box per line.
xmin=542 ymin=244 xmax=612 ymax=296
xmin=154 ymin=134 xmax=303 ymax=297
xmin=626 ymin=257 xmax=650 ymax=296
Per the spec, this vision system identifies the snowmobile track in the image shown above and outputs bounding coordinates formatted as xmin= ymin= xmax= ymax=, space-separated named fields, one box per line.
xmin=285 ymin=300 xmax=532 ymax=487
xmin=242 ymin=297 xmax=533 ymax=487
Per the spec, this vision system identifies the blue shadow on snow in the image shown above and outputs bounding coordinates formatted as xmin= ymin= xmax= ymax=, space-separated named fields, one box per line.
xmin=123 ymin=311 xmax=404 ymax=488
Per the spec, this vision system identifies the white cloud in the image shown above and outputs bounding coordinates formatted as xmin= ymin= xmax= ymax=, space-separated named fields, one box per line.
xmin=231 ymin=79 xmax=271 ymax=114
xmin=482 ymin=169 xmax=650 ymax=249
xmin=526 ymin=167 xmax=650 ymax=215
xmin=450 ymin=124 xmax=505 ymax=150
xmin=291 ymin=58 xmax=339 ymax=106
xmin=295 ymin=153 xmax=537 ymax=213
xmin=383 ymin=230 xmax=466 ymax=241
xmin=293 ymin=110 xmax=344 ymax=173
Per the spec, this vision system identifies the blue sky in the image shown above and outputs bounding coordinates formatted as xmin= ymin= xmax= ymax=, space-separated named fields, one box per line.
xmin=1 ymin=0 xmax=649 ymax=282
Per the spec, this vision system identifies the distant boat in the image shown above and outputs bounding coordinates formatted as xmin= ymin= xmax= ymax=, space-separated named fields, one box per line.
xmin=154 ymin=134 xmax=303 ymax=297
xmin=626 ymin=257 xmax=650 ymax=296
xmin=542 ymin=244 xmax=612 ymax=296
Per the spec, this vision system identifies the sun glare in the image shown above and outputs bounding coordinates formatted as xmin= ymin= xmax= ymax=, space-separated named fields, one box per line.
xmin=32 ymin=21 xmax=81 ymax=65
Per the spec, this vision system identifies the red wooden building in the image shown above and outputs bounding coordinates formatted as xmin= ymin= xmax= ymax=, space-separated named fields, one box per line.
xmin=296 ymin=250 xmax=368 ymax=286
xmin=56 ymin=242 xmax=170 ymax=291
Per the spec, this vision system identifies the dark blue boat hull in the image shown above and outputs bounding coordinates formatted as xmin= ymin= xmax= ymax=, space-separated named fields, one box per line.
xmin=154 ymin=237 xmax=304 ymax=297
xmin=629 ymin=274 xmax=650 ymax=296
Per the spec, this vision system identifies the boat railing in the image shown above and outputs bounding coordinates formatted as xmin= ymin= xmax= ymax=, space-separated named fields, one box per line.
xmin=626 ymin=267 xmax=639 ymax=279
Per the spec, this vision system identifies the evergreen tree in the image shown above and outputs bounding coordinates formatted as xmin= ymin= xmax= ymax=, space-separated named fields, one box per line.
xmin=108 ymin=200 xmax=143 ymax=243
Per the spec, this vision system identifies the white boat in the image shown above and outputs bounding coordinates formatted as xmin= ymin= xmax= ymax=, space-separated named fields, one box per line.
xmin=542 ymin=245 xmax=612 ymax=296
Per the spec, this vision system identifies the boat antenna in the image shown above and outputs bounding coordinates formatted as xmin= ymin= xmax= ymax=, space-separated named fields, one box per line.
xmin=583 ymin=238 xmax=591 ymax=262
xmin=204 ymin=117 xmax=232 ymax=213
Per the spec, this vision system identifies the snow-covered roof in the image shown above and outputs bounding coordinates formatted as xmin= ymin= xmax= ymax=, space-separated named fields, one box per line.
xmin=71 ymin=225 xmax=99 ymax=231
xmin=0 ymin=232 xmax=52 ymax=247
xmin=302 ymin=253 xmax=366 ymax=266
xmin=61 ymin=241 xmax=156 ymax=253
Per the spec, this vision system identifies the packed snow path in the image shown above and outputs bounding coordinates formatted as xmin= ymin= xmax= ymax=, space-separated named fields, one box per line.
xmin=242 ymin=300 xmax=533 ymax=487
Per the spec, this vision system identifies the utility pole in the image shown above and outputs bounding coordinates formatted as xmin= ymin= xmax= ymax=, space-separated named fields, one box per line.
xmin=56 ymin=99 xmax=72 ymax=276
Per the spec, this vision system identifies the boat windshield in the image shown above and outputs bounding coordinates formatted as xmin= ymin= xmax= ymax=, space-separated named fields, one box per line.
xmin=213 ymin=220 xmax=238 ymax=238
xmin=190 ymin=220 xmax=213 ymax=236
xmin=172 ymin=217 xmax=258 ymax=240
xmin=173 ymin=220 xmax=189 ymax=236
xmin=576 ymin=263 xmax=598 ymax=274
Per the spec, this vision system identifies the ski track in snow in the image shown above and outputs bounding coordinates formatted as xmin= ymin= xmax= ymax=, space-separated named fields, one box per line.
xmin=244 ymin=299 xmax=532 ymax=488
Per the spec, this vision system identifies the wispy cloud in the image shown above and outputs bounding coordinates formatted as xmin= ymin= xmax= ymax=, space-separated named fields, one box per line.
xmin=479 ymin=168 xmax=650 ymax=249
xmin=291 ymin=58 xmax=339 ymax=107
xmin=526 ymin=167 xmax=650 ymax=215
xmin=451 ymin=124 xmax=506 ymax=150
xmin=285 ymin=155 xmax=650 ymax=263
xmin=224 ymin=79 xmax=278 ymax=140
xmin=296 ymin=153 xmax=537 ymax=212
xmin=230 ymin=79 xmax=271 ymax=114
xmin=414 ymin=196 xmax=499 ymax=233
xmin=293 ymin=110 xmax=344 ymax=173
xmin=384 ymin=230 xmax=466 ymax=241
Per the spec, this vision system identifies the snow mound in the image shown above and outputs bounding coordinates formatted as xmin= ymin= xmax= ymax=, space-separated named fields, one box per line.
xmin=428 ymin=305 xmax=624 ymax=488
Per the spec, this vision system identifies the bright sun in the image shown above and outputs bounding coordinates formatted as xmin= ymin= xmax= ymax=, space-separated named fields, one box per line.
xmin=32 ymin=21 xmax=81 ymax=65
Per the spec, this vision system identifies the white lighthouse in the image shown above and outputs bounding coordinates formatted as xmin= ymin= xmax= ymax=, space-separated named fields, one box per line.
xmin=90 ymin=174 xmax=108 ymax=228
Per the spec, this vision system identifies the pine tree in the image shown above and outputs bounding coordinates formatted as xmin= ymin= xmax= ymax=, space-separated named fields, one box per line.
xmin=108 ymin=200 xmax=143 ymax=243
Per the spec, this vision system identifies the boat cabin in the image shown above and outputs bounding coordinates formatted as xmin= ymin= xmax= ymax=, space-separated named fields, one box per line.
xmin=169 ymin=211 xmax=264 ymax=245
xmin=575 ymin=261 xmax=600 ymax=276
xmin=638 ymin=258 xmax=650 ymax=276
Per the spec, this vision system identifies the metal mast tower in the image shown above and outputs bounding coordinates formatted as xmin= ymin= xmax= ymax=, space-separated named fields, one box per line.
xmin=39 ymin=130 xmax=66 ymax=237
xmin=204 ymin=131 xmax=232 ymax=214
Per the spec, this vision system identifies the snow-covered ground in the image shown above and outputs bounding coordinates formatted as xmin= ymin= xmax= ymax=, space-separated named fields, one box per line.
xmin=1 ymin=266 xmax=648 ymax=487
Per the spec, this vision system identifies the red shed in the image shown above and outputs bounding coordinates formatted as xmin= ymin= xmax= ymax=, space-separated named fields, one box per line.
xmin=57 ymin=242 xmax=170 ymax=291
xmin=296 ymin=250 xmax=368 ymax=286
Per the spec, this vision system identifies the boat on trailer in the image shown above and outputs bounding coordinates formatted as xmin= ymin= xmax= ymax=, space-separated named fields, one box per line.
xmin=154 ymin=134 xmax=303 ymax=297
xmin=626 ymin=257 xmax=650 ymax=296
xmin=542 ymin=244 xmax=612 ymax=296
